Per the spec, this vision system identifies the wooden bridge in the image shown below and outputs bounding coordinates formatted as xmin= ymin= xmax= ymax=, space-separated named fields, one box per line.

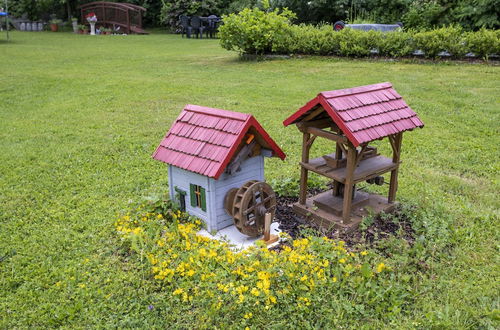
xmin=78 ymin=2 xmax=147 ymax=34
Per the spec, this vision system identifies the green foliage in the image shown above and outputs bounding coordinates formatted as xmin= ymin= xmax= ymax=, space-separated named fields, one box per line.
xmin=273 ymin=24 xmax=342 ymax=55
xmin=221 ymin=15 xmax=499 ymax=59
xmin=218 ymin=5 xmax=296 ymax=55
xmin=413 ymin=25 xmax=467 ymax=58
xmin=337 ymin=28 xmax=381 ymax=56
xmin=377 ymin=31 xmax=414 ymax=57
xmin=402 ymin=0 xmax=449 ymax=30
xmin=454 ymin=0 xmax=500 ymax=30
xmin=270 ymin=175 xmax=326 ymax=196
xmin=124 ymin=0 xmax=166 ymax=27
xmin=226 ymin=0 xmax=263 ymax=13
xmin=115 ymin=203 xmax=411 ymax=326
xmin=465 ymin=28 xmax=500 ymax=60
xmin=160 ymin=0 xmax=233 ymax=29
xmin=270 ymin=0 xmax=499 ymax=31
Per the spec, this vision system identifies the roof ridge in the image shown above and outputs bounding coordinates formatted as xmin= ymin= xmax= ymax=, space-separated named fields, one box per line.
xmin=184 ymin=104 xmax=251 ymax=121
xmin=320 ymin=82 xmax=393 ymax=99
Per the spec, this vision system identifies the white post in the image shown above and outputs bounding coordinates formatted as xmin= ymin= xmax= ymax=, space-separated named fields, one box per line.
xmin=90 ymin=22 xmax=96 ymax=35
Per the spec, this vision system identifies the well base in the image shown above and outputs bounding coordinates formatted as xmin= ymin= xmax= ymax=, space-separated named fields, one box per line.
xmin=293 ymin=190 xmax=396 ymax=233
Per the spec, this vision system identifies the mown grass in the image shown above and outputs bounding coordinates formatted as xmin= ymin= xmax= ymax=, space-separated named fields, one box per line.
xmin=0 ymin=31 xmax=499 ymax=327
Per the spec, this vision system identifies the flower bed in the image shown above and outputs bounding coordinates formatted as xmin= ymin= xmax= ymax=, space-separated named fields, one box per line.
xmin=115 ymin=200 xmax=412 ymax=325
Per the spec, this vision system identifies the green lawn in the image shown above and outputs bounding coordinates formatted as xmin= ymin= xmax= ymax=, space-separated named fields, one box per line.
xmin=0 ymin=31 xmax=499 ymax=328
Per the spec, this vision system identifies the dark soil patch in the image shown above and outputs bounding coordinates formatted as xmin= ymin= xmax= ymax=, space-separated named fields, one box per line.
xmin=275 ymin=189 xmax=416 ymax=249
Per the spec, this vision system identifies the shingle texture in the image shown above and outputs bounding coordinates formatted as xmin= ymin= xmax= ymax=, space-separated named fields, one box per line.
xmin=153 ymin=105 xmax=285 ymax=179
xmin=283 ymin=82 xmax=424 ymax=146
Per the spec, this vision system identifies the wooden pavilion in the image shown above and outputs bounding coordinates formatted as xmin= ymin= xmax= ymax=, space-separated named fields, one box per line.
xmin=283 ymin=82 xmax=424 ymax=232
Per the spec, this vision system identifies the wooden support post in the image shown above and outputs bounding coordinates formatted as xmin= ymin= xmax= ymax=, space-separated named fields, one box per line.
xmin=342 ymin=144 xmax=357 ymax=223
xmin=333 ymin=142 xmax=343 ymax=196
xmin=388 ymin=133 xmax=403 ymax=203
xmin=299 ymin=132 xmax=311 ymax=205
xmin=261 ymin=213 xmax=279 ymax=246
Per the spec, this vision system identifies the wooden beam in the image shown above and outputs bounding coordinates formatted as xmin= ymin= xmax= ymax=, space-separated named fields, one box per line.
xmin=302 ymin=106 xmax=325 ymax=122
xmin=388 ymin=133 xmax=403 ymax=203
xmin=299 ymin=132 xmax=311 ymax=204
xmin=388 ymin=135 xmax=400 ymax=159
xmin=337 ymin=142 xmax=347 ymax=155
xmin=303 ymin=127 xmax=348 ymax=144
xmin=296 ymin=118 xmax=333 ymax=131
xmin=306 ymin=135 xmax=317 ymax=148
xmin=342 ymin=145 xmax=357 ymax=223
xmin=354 ymin=144 xmax=369 ymax=168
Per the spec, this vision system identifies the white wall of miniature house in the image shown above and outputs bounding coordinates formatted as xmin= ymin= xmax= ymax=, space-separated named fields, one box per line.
xmin=168 ymin=155 xmax=266 ymax=233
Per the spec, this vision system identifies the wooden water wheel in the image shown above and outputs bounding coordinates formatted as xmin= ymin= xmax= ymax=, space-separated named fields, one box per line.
xmin=224 ymin=180 xmax=276 ymax=237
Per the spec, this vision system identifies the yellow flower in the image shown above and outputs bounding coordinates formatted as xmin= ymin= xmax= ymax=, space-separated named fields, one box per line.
xmin=244 ymin=312 xmax=253 ymax=319
xmin=376 ymin=263 xmax=386 ymax=273
xmin=251 ymin=288 xmax=260 ymax=296
xmin=332 ymin=276 xmax=337 ymax=283
xmin=361 ymin=251 xmax=368 ymax=256
xmin=157 ymin=214 xmax=163 ymax=219
xmin=339 ymin=258 xmax=346 ymax=264
xmin=186 ymin=269 xmax=195 ymax=277
xmin=300 ymin=275 xmax=308 ymax=282
xmin=173 ymin=288 xmax=184 ymax=295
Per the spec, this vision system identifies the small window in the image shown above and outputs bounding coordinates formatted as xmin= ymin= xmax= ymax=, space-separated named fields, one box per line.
xmin=190 ymin=184 xmax=206 ymax=212
xmin=174 ymin=187 xmax=187 ymax=212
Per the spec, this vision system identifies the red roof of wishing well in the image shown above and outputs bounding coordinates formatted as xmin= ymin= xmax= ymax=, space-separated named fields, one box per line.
xmin=153 ymin=104 xmax=286 ymax=179
xmin=283 ymin=82 xmax=424 ymax=147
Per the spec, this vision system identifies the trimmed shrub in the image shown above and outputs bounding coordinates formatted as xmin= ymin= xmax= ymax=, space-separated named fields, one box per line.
xmin=413 ymin=26 xmax=467 ymax=58
xmin=465 ymin=28 xmax=500 ymax=60
xmin=219 ymin=8 xmax=499 ymax=60
xmin=338 ymin=28 xmax=382 ymax=57
xmin=274 ymin=24 xmax=341 ymax=55
xmin=378 ymin=31 xmax=415 ymax=57
xmin=218 ymin=6 xmax=295 ymax=55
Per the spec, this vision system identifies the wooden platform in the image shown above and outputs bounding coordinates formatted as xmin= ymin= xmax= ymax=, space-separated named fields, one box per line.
xmin=313 ymin=190 xmax=369 ymax=216
xmin=293 ymin=190 xmax=396 ymax=233
xmin=300 ymin=155 xmax=399 ymax=184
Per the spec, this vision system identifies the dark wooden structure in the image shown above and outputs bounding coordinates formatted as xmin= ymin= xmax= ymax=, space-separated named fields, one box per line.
xmin=283 ymin=82 xmax=424 ymax=232
xmin=78 ymin=2 xmax=147 ymax=34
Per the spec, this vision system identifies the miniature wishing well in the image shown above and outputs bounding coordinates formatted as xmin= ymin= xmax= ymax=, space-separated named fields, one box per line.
xmin=283 ymin=82 xmax=424 ymax=232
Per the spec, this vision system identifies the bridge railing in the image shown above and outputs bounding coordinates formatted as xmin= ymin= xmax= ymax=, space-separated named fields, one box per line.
xmin=78 ymin=1 xmax=146 ymax=34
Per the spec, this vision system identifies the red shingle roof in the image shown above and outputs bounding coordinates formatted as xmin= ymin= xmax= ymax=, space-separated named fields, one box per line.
xmin=283 ymin=82 xmax=424 ymax=147
xmin=153 ymin=105 xmax=286 ymax=179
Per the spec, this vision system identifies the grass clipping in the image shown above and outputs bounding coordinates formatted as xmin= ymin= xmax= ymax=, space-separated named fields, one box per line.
xmin=115 ymin=201 xmax=410 ymax=325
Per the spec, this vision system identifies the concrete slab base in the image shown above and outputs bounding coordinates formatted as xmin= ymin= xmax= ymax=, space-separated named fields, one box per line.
xmin=198 ymin=222 xmax=281 ymax=250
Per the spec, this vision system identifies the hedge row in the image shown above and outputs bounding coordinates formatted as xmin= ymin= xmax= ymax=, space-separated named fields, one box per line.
xmin=219 ymin=8 xmax=500 ymax=60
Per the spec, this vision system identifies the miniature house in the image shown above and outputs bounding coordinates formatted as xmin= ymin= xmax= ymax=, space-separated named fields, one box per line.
xmin=283 ymin=82 xmax=424 ymax=232
xmin=153 ymin=104 xmax=286 ymax=232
